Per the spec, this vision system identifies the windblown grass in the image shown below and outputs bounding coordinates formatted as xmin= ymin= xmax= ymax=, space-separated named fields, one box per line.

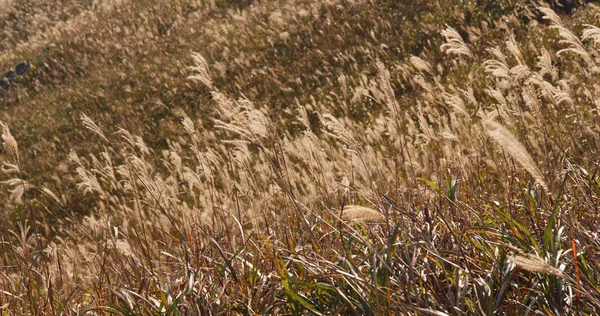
xmin=1 ymin=0 xmax=600 ymax=314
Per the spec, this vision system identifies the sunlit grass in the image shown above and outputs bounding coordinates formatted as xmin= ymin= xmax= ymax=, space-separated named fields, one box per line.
xmin=1 ymin=0 xmax=600 ymax=314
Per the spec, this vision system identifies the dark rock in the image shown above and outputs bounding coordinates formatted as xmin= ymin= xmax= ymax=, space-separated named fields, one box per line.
xmin=16 ymin=62 xmax=30 ymax=75
xmin=3 ymin=71 xmax=16 ymax=83
xmin=0 ymin=71 xmax=16 ymax=94
xmin=0 ymin=77 xmax=9 ymax=92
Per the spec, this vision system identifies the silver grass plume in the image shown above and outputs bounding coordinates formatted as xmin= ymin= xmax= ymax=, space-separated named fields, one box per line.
xmin=189 ymin=52 xmax=213 ymax=89
xmin=181 ymin=113 xmax=200 ymax=145
xmin=506 ymin=34 xmax=525 ymax=65
xmin=483 ymin=120 xmax=548 ymax=191
xmin=582 ymin=24 xmax=600 ymax=45
xmin=443 ymin=92 xmax=470 ymax=118
xmin=341 ymin=205 xmax=385 ymax=224
xmin=0 ymin=121 xmax=19 ymax=166
xmin=80 ymin=113 xmax=108 ymax=142
xmin=508 ymin=254 xmax=564 ymax=278
xmin=538 ymin=7 xmax=592 ymax=65
xmin=374 ymin=59 xmax=400 ymax=117
xmin=537 ymin=48 xmax=557 ymax=79
xmin=320 ymin=113 xmax=358 ymax=149
xmin=410 ymin=55 xmax=433 ymax=75
xmin=441 ymin=25 xmax=473 ymax=58
xmin=0 ymin=178 xmax=34 ymax=204
xmin=484 ymin=48 xmax=510 ymax=79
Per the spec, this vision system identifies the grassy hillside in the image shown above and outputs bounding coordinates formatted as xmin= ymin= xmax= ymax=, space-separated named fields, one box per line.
xmin=1 ymin=0 xmax=600 ymax=314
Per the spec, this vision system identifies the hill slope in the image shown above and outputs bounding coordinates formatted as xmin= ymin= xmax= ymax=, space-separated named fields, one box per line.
xmin=1 ymin=0 xmax=600 ymax=314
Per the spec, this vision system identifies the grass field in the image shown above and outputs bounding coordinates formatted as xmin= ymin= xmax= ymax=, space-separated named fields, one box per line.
xmin=1 ymin=0 xmax=600 ymax=314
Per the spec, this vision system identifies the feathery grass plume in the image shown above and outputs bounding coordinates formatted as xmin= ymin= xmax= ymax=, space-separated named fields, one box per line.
xmin=114 ymin=239 xmax=133 ymax=257
xmin=1 ymin=121 xmax=19 ymax=166
xmin=80 ymin=113 xmax=108 ymax=142
xmin=410 ymin=55 xmax=433 ymax=75
xmin=537 ymin=48 xmax=558 ymax=79
xmin=297 ymin=106 xmax=311 ymax=130
xmin=320 ymin=113 xmax=358 ymax=148
xmin=509 ymin=64 xmax=532 ymax=82
xmin=488 ymin=46 xmax=508 ymax=64
xmin=486 ymin=88 xmax=508 ymax=108
xmin=508 ymin=254 xmax=564 ymax=278
xmin=412 ymin=74 xmax=434 ymax=96
xmin=484 ymin=48 xmax=510 ymax=79
xmin=40 ymin=185 xmax=62 ymax=206
xmin=181 ymin=113 xmax=200 ymax=145
xmin=1 ymin=162 xmax=19 ymax=174
xmin=214 ymin=102 xmax=268 ymax=141
xmin=373 ymin=59 xmax=401 ymax=116
xmin=239 ymin=99 xmax=269 ymax=138
xmin=117 ymin=128 xmax=151 ymax=156
xmin=441 ymin=25 xmax=473 ymax=58
xmin=522 ymin=85 xmax=542 ymax=115
xmin=527 ymin=75 xmax=574 ymax=106
xmin=506 ymin=34 xmax=525 ymax=65
xmin=212 ymin=91 xmax=239 ymax=120
xmin=189 ymin=52 xmax=213 ymax=89
xmin=582 ymin=24 xmax=600 ymax=73
xmin=69 ymin=150 xmax=106 ymax=198
xmin=538 ymin=6 xmax=562 ymax=26
xmin=582 ymin=24 xmax=600 ymax=45
xmin=443 ymin=92 xmax=470 ymax=118
xmin=459 ymin=87 xmax=477 ymax=106
xmin=341 ymin=205 xmax=385 ymax=224
xmin=538 ymin=7 xmax=592 ymax=65
xmin=69 ymin=148 xmax=82 ymax=167
xmin=1 ymin=178 xmax=34 ymax=204
xmin=483 ymin=120 xmax=548 ymax=191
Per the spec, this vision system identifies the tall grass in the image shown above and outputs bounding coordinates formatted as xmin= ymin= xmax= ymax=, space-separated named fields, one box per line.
xmin=2 ymin=0 xmax=600 ymax=314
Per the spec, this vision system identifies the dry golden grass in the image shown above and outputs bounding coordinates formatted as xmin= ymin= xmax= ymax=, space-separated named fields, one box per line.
xmin=1 ymin=0 xmax=600 ymax=314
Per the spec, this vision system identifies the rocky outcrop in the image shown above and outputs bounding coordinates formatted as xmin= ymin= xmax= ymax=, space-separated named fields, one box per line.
xmin=0 ymin=62 xmax=30 ymax=95
xmin=0 ymin=45 xmax=54 ymax=95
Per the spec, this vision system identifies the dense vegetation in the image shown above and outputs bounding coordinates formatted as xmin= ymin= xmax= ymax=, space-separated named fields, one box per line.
xmin=1 ymin=0 xmax=600 ymax=314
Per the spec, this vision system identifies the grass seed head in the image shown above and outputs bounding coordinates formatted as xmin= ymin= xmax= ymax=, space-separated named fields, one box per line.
xmin=508 ymin=254 xmax=564 ymax=278
xmin=1 ymin=121 xmax=19 ymax=166
xmin=342 ymin=205 xmax=385 ymax=224
xmin=483 ymin=119 xmax=548 ymax=191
